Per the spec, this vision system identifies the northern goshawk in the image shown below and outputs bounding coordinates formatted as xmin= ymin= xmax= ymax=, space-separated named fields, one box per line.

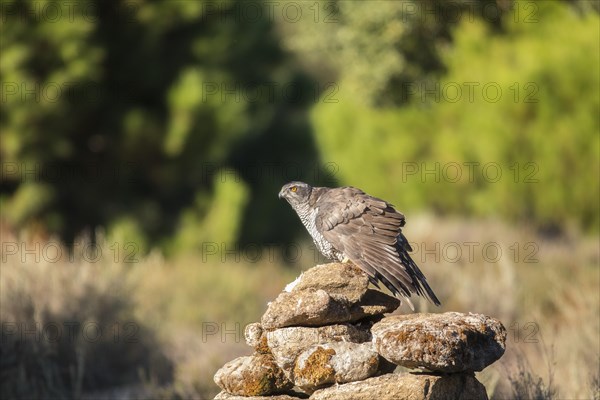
xmin=279 ymin=181 xmax=440 ymax=309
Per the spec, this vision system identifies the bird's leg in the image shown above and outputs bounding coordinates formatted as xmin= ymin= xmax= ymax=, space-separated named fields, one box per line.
xmin=341 ymin=256 xmax=351 ymax=263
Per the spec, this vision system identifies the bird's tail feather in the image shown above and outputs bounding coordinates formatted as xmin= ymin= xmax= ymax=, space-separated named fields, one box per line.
xmin=398 ymin=249 xmax=441 ymax=306
xmin=368 ymin=273 xmax=416 ymax=311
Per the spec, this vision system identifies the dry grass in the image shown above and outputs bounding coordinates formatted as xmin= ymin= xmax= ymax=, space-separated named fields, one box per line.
xmin=1 ymin=215 xmax=598 ymax=399
xmin=0 ymin=231 xmax=172 ymax=399
xmin=403 ymin=214 xmax=599 ymax=399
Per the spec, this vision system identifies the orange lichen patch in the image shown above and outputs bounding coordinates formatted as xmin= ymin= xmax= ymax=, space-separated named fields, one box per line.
xmin=239 ymin=373 xmax=270 ymax=396
xmin=294 ymin=346 xmax=336 ymax=385
xmin=238 ymin=355 xmax=292 ymax=396
xmin=365 ymin=353 xmax=380 ymax=373
xmin=386 ymin=328 xmax=440 ymax=352
xmin=255 ymin=335 xmax=271 ymax=354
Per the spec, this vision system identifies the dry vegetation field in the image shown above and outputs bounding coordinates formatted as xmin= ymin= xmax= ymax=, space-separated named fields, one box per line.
xmin=1 ymin=215 xmax=598 ymax=399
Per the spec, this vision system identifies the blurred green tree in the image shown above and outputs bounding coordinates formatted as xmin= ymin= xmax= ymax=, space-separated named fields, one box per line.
xmin=278 ymin=0 xmax=507 ymax=106
xmin=0 ymin=0 xmax=331 ymax=249
xmin=305 ymin=1 xmax=599 ymax=232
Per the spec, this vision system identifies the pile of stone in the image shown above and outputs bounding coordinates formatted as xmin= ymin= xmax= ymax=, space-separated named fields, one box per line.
xmin=214 ymin=263 xmax=506 ymax=400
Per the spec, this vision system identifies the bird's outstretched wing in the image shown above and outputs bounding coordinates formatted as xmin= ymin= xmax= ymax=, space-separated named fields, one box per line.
xmin=315 ymin=186 xmax=440 ymax=307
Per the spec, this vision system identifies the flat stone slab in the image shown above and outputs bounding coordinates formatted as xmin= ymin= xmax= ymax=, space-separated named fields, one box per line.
xmin=261 ymin=289 xmax=399 ymax=329
xmin=372 ymin=312 xmax=506 ymax=372
xmin=214 ymin=353 xmax=293 ymax=396
xmin=286 ymin=263 xmax=370 ymax=303
xmin=309 ymin=372 xmax=488 ymax=400
xmin=261 ymin=263 xmax=400 ymax=329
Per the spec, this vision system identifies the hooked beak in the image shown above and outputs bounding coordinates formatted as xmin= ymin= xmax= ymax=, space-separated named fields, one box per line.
xmin=278 ymin=188 xmax=285 ymax=199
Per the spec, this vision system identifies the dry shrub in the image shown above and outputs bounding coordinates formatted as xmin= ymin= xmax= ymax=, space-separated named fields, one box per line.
xmin=0 ymin=232 xmax=172 ymax=399
xmin=1 ymin=215 xmax=597 ymax=398
xmin=403 ymin=215 xmax=599 ymax=399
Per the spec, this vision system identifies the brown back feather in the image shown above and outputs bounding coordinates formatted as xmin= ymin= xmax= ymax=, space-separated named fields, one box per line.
xmin=315 ymin=186 xmax=440 ymax=306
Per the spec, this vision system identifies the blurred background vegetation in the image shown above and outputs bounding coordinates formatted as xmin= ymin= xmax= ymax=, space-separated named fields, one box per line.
xmin=1 ymin=0 xmax=598 ymax=249
xmin=1 ymin=0 xmax=599 ymax=399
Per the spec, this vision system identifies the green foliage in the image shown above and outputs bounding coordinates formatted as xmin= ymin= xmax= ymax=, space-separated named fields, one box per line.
xmin=279 ymin=0 xmax=506 ymax=106
xmin=281 ymin=1 xmax=408 ymax=104
xmin=311 ymin=2 xmax=599 ymax=231
xmin=107 ymin=216 xmax=149 ymax=255
xmin=0 ymin=0 xmax=323 ymax=248
xmin=2 ymin=182 xmax=56 ymax=226
xmin=0 ymin=0 xmax=597 ymax=251
xmin=169 ymin=170 xmax=249 ymax=254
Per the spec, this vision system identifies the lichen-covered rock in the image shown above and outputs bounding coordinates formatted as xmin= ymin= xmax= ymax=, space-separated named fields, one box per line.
xmin=244 ymin=322 xmax=270 ymax=354
xmin=293 ymin=342 xmax=382 ymax=392
xmin=266 ymin=323 xmax=371 ymax=379
xmin=214 ymin=391 xmax=303 ymax=399
xmin=261 ymin=289 xmax=348 ymax=329
xmin=261 ymin=263 xmax=400 ymax=329
xmin=309 ymin=372 xmax=488 ymax=400
xmin=261 ymin=288 xmax=399 ymax=329
xmin=286 ymin=263 xmax=370 ymax=303
xmin=372 ymin=312 xmax=506 ymax=373
xmin=213 ymin=353 xmax=293 ymax=396
xmin=214 ymin=264 xmax=504 ymax=399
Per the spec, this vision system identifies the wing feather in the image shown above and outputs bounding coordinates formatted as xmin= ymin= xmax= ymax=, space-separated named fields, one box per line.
xmin=316 ymin=186 xmax=440 ymax=306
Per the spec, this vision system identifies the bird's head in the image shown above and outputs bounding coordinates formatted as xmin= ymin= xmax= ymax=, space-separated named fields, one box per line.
xmin=278 ymin=181 xmax=312 ymax=208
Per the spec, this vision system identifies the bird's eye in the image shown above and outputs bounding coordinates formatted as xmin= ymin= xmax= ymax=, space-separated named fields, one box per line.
xmin=290 ymin=186 xmax=297 ymax=193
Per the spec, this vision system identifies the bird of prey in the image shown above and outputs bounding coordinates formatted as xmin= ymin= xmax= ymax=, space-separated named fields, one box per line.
xmin=279 ymin=181 xmax=440 ymax=309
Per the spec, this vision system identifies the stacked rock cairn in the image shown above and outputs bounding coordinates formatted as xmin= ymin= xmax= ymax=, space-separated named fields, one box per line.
xmin=214 ymin=263 xmax=506 ymax=400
